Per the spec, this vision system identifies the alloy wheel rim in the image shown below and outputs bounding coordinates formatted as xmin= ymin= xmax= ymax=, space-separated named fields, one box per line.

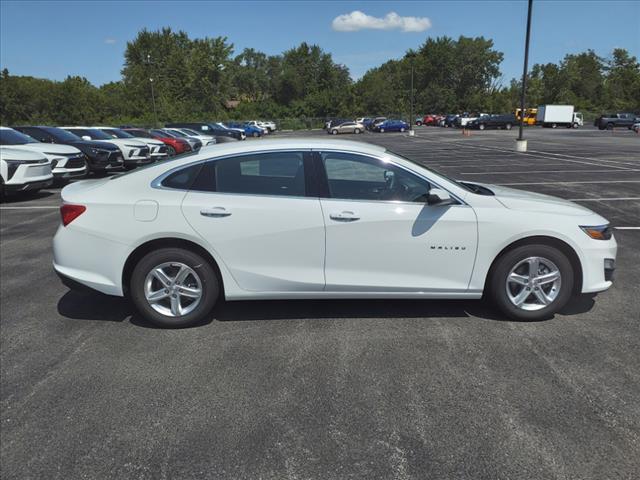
xmin=505 ymin=256 xmax=561 ymax=311
xmin=144 ymin=262 xmax=203 ymax=317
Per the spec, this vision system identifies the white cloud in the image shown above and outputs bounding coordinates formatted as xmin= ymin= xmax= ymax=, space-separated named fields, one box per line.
xmin=104 ymin=38 xmax=117 ymax=45
xmin=332 ymin=11 xmax=432 ymax=33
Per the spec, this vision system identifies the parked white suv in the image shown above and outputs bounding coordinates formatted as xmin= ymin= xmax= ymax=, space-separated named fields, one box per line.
xmin=94 ymin=127 xmax=169 ymax=162
xmin=63 ymin=127 xmax=151 ymax=168
xmin=170 ymin=128 xmax=217 ymax=146
xmin=0 ymin=126 xmax=86 ymax=181
xmin=1 ymin=147 xmax=53 ymax=197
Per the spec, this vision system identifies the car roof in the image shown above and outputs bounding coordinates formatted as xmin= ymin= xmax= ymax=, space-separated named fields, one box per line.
xmin=189 ymin=138 xmax=386 ymax=160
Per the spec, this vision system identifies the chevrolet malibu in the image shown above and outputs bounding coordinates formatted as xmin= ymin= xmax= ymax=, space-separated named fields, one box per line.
xmin=54 ymin=139 xmax=616 ymax=327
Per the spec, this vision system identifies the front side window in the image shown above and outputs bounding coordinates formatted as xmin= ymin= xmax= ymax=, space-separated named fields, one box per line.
xmin=321 ymin=152 xmax=430 ymax=203
xmin=194 ymin=152 xmax=306 ymax=197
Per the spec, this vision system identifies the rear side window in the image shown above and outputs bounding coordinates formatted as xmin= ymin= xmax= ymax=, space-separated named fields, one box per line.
xmin=159 ymin=163 xmax=203 ymax=189
xmin=192 ymin=152 xmax=306 ymax=197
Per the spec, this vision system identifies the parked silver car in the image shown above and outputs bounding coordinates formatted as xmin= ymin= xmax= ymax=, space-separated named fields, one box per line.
xmin=328 ymin=121 xmax=365 ymax=135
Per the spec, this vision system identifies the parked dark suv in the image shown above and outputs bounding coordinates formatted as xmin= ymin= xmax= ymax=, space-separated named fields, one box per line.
xmin=14 ymin=126 xmax=124 ymax=174
xmin=594 ymin=113 xmax=639 ymax=130
xmin=165 ymin=122 xmax=242 ymax=141
xmin=468 ymin=114 xmax=516 ymax=130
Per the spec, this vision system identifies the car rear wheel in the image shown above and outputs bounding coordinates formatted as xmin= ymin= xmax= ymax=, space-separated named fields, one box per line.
xmin=380 ymin=128 xmax=385 ymax=133
xmin=606 ymin=123 xmax=614 ymax=130
xmin=331 ymin=129 xmax=338 ymax=135
xmin=416 ymin=121 xmax=422 ymax=126
xmin=400 ymin=127 xmax=405 ymax=132
xmin=253 ymin=132 xmax=259 ymax=137
xmin=479 ymin=124 xmax=486 ymax=130
xmin=354 ymin=128 xmax=361 ymax=134
xmin=551 ymin=123 xmax=557 ymax=129
xmin=489 ymin=244 xmax=574 ymax=321
xmin=130 ymin=248 xmax=219 ymax=328
xmin=505 ymin=123 xmax=512 ymax=130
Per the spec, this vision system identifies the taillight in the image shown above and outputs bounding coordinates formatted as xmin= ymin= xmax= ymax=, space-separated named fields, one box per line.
xmin=60 ymin=204 xmax=86 ymax=226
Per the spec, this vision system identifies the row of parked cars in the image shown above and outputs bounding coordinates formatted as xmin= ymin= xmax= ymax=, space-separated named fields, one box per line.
xmin=325 ymin=117 xmax=410 ymax=134
xmin=0 ymin=120 xmax=278 ymax=198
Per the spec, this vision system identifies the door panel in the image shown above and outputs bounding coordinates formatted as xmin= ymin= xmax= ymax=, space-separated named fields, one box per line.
xmin=317 ymin=150 xmax=478 ymax=292
xmin=321 ymin=200 xmax=477 ymax=291
xmin=180 ymin=151 xmax=325 ymax=292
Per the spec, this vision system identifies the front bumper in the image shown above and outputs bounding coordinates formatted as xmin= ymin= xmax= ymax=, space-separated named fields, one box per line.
xmin=580 ymin=236 xmax=618 ymax=293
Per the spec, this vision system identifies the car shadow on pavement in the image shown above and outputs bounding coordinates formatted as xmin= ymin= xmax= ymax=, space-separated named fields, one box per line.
xmin=57 ymin=289 xmax=597 ymax=328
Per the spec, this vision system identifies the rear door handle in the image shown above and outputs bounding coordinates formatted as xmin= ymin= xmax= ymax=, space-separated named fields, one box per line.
xmin=329 ymin=211 xmax=360 ymax=222
xmin=200 ymin=207 xmax=232 ymax=218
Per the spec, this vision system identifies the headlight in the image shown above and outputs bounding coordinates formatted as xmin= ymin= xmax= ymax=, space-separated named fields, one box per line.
xmin=580 ymin=225 xmax=612 ymax=240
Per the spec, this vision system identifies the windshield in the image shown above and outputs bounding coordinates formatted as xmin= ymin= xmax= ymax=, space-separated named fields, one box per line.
xmin=166 ymin=129 xmax=188 ymax=138
xmin=386 ymin=149 xmax=477 ymax=194
xmin=0 ymin=129 xmax=39 ymax=145
xmin=66 ymin=128 xmax=113 ymax=140
xmin=46 ymin=127 xmax=82 ymax=142
xmin=182 ymin=128 xmax=200 ymax=136
xmin=103 ymin=128 xmax=134 ymax=139
xmin=152 ymin=129 xmax=174 ymax=138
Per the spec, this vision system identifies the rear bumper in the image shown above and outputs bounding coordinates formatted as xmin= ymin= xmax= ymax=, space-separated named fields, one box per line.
xmin=53 ymin=224 xmax=129 ymax=296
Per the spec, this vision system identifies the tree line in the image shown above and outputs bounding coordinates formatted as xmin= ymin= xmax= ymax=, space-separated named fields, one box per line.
xmin=1 ymin=27 xmax=638 ymax=127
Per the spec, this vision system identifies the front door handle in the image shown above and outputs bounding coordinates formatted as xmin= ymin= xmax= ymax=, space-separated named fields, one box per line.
xmin=329 ymin=211 xmax=360 ymax=222
xmin=200 ymin=207 xmax=232 ymax=218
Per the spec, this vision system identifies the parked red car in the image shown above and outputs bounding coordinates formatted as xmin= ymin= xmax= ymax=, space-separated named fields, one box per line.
xmin=420 ymin=114 xmax=442 ymax=126
xmin=123 ymin=128 xmax=191 ymax=156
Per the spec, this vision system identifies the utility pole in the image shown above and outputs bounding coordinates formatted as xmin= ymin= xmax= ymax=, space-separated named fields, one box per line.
xmin=409 ymin=54 xmax=415 ymax=136
xmin=147 ymin=54 xmax=158 ymax=128
xmin=516 ymin=0 xmax=533 ymax=152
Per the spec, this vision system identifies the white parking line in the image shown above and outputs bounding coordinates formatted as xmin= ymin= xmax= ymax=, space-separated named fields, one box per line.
xmin=569 ymin=197 xmax=640 ymax=201
xmin=460 ymin=169 xmax=639 ymax=175
xmin=497 ymin=180 xmax=640 ymax=186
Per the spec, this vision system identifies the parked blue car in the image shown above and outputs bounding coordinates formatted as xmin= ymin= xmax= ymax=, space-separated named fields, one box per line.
xmin=226 ymin=122 xmax=263 ymax=137
xmin=372 ymin=119 xmax=410 ymax=133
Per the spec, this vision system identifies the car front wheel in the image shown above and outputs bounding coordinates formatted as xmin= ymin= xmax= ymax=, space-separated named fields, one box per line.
xmin=130 ymin=248 xmax=219 ymax=328
xmin=331 ymin=129 xmax=338 ymax=135
xmin=354 ymin=128 xmax=361 ymax=134
xmin=489 ymin=244 xmax=574 ymax=321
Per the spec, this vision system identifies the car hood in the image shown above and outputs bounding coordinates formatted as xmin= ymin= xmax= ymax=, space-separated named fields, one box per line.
xmin=7 ymin=143 xmax=81 ymax=155
xmin=69 ymin=140 xmax=120 ymax=151
xmin=99 ymin=138 xmax=147 ymax=148
xmin=133 ymin=137 xmax=164 ymax=146
xmin=476 ymin=183 xmax=596 ymax=216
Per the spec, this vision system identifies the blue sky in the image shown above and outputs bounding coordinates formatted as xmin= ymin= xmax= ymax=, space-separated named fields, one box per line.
xmin=1 ymin=1 xmax=638 ymax=86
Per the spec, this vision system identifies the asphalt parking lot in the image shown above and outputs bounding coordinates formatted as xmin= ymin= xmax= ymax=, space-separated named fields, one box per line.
xmin=1 ymin=126 xmax=639 ymax=479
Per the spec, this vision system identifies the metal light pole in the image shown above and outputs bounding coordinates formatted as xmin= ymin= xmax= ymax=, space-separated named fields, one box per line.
xmin=147 ymin=54 xmax=159 ymax=127
xmin=517 ymin=0 xmax=533 ymax=151
xmin=409 ymin=55 xmax=415 ymax=136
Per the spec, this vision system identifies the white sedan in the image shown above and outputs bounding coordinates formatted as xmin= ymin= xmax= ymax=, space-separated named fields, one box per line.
xmin=53 ymin=139 xmax=617 ymax=327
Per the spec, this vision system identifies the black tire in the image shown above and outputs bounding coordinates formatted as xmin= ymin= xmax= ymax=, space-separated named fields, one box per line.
xmin=606 ymin=123 xmax=614 ymax=130
xmin=400 ymin=127 xmax=405 ymax=132
xmin=354 ymin=128 xmax=361 ymax=134
xmin=479 ymin=124 xmax=486 ymax=131
xmin=416 ymin=121 xmax=422 ymax=126
xmin=167 ymin=145 xmax=177 ymax=156
xmin=130 ymin=247 xmax=220 ymax=328
xmin=253 ymin=132 xmax=259 ymax=137
xmin=488 ymin=244 xmax=574 ymax=321
xmin=331 ymin=129 xmax=338 ymax=135
xmin=551 ymin=123 xmax=557 ymax=129
xmin=380 ymin=128 xmax=385 ymax=133
xmin=505 ymin=123 xmax=512 ymax=130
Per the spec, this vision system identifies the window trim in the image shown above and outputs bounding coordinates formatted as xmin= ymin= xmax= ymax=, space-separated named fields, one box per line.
xmin=152 ymin=149 xmax=318 ymax=200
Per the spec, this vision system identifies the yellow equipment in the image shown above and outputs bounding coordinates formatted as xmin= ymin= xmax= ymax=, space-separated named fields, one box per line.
xmin=515 ymin=108 xmax=538 ymax=125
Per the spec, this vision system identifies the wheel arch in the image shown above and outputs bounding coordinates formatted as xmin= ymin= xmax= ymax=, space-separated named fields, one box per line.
xmin=483 ymin=235 xmax=583 ymax=295
xmin=122 ymin=237 xmax=225 ymax=297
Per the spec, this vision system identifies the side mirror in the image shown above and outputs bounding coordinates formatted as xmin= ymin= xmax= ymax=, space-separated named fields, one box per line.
xmin=427 ymin=188 xmax=455 ymax=206
xmin=82 ymin=135 xmax=92 ymax=141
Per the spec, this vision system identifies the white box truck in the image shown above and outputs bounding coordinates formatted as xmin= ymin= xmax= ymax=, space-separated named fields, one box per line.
xmin=536 ymin=105 xmax=583 ymax=128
